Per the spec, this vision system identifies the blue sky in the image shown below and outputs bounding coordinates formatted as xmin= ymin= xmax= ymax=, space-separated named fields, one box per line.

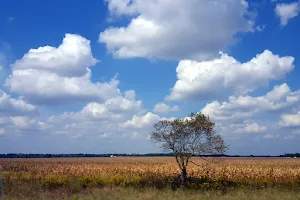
xmin=1 ymin=0 xmax=300 ymax=155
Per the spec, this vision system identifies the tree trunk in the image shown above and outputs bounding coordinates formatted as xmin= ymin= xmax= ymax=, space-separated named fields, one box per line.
xmin=180 ymin=168 xmax=188 ymax=188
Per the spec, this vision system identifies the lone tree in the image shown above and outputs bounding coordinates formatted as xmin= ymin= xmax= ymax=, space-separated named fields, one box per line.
xmin=151 ymin=112 xmax=227 ymax=188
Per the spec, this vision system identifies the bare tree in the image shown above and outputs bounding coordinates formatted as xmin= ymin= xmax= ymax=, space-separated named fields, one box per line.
xmin=151 ymin=112 xmax=227 ymax=188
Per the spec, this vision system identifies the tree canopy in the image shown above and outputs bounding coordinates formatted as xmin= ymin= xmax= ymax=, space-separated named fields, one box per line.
xmin=152 ymin=112 xmax=226 ymax=155
xmin=151 ymin=112 xmax=227 ymax=187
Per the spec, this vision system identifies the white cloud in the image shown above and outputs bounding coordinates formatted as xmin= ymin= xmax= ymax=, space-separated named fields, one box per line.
xmin=7 ymin=69 xmax=121 ymax=105
xmin=43 ymin=89 xmax=150 ymax=139
xmin=153 ymin=102 xmax=179 ymax=114
xmin=265 ymin=83 xmax=292 ymax=101
xmin=10 ymin=116 xmax=40 ymax=129
xmin=12 ymin=34 xmax=98 ymax=77
xmin=235 ymin=123 xmax=266 ymax=134
xmin=279 ymin=112 xmax=300 ymax=127
xmin=167 ymin=50 xmax=294 ymax=101
xmin=0 ymin=89 xmax=37 ymax=116
xmin=202 ymin=83 xmax=300 ymax=122
xmin=100 ymin=0 xmax=254 ymax=60
xmin=6 ymin=34 xmax=121 ymax=105
xmin=0 ymin=89 xmax=41 ymax=136
xmin=0 ymin=128 xmax=6 ymax=136
xmin=199 ymin=83 xmax=300 ymax=139
xmin=48 ymin=91 xmax=143 ymax=123
xmin=264 ymin=134 xmax=280 ymax=139
xmin=275 ymin=1 xmax=300 ymax=26
xmin=0 ymin=115 xmax=45 ymax=136
xmin=105 ymin=90 xmax=143 ymax=112
xmin=255 ymin=25 xmax=266 ymax=31
xmin=123 ymin=112 xmax=161 ymax=129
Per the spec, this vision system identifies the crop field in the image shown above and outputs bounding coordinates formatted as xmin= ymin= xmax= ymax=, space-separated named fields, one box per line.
xmin=1 ymin=157 xmax=300 ymax=199
xmin=1 ymin=157 xmax=300 ymax=187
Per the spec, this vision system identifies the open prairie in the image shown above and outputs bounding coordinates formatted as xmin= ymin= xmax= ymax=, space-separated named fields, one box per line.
xmin=1 ymin=157 xmax=300 ymax=199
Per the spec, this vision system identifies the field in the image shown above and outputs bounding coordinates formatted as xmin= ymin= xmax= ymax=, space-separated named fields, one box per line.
xmin=1 ymin=157 xmax=300 ymax=199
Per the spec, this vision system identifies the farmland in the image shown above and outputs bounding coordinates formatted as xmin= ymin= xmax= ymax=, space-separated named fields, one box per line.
xmin=1 ymin=157 xmax=300 ymax=199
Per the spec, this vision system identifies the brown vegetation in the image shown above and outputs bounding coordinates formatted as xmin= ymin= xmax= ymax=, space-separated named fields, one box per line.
xmin=1 ymin=157 xmax=300 ymax=191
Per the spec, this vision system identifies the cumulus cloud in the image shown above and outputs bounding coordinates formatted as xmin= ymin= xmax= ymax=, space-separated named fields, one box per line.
xmin=167 ymin=50 xmax=294 ymax=101
xmin=0 ymin=89 xmax=41 ymax=136
xmin=199 ymin=83 xmax=300 ymax=139
xmin=44 ymin=90 xmax=149 ymax=138
xmin=275 ymin=1 xmax=300 ymax=26
xmin=10 ymin=116 xmax=41 ymax=130
xmin=201 ymin=83 xmax=300 ymax=123
xmin=235 ymin=123 xmax=266 ymax=134
xmin=6 ymin=34 xmax=121 ymax=105
xmin=0 ymin=89 xmax=42 ymax=136
xmin=0 ymin=116 xmax=45 ymax=136
xmin=0 ymin=89 xmax=37 ymax=116
xmin=153 ymin=102 xmax=179 ymax=114
xmin=12 ymin=34 xmax=98 ymax=77
xmin=122 ymin=112 xmax=161 ymax=129
xmin=6 ymin=69 xmax=121 ymax=105
xmin=41 ymin=91 xmax=179 ymax=140
xmin=100 ymin=0 xmax=254 ymax=60
xmin=279 ymin=112 xmax=300 ymax=127
xmin=49 ymin=91 xmax=142 ymax=122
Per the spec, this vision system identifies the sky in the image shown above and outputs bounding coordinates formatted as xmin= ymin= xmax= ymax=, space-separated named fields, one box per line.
xmin=0 ymin=0 xmax=300 ymax=155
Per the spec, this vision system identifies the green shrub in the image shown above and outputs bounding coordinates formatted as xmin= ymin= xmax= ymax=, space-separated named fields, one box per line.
xmin=94 ymin=177 xmax=105 ymax=187
xmin=78 ymin=176 xmax=94 ymax=188
xmin=42 ymin=176 xmax=67 ymax=188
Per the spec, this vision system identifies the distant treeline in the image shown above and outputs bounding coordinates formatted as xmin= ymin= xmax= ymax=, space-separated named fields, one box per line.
xmin=0 ymin=153 xmax=298 ymax=158
xmin=283 ymin=153 xmax=300 ymax=158
xmin=0 ymin=153 xmax=173 ymax=158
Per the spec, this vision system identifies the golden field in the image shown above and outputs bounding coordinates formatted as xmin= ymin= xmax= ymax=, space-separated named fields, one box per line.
xmin=1 ymin=157 xmax=300 ymax=190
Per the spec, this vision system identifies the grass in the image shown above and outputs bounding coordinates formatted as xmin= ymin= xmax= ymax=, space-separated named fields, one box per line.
xmin=2 ymin=186 xmax=300 ymax=200
xmin=2 ymin=172 xmax=300 ymax=200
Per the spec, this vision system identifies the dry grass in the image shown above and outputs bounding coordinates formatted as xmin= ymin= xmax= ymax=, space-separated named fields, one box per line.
xmin=1 ymin=157 xmax=300 ymax=183
xmin=2 ymin=186 xmax=300 ymax=200
xmin=1 ymin=157 xmax=300 ymax=194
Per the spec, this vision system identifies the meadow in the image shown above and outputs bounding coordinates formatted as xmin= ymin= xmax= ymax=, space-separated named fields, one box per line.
xmin=1 ymin=157 xmax=300 ymax=199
